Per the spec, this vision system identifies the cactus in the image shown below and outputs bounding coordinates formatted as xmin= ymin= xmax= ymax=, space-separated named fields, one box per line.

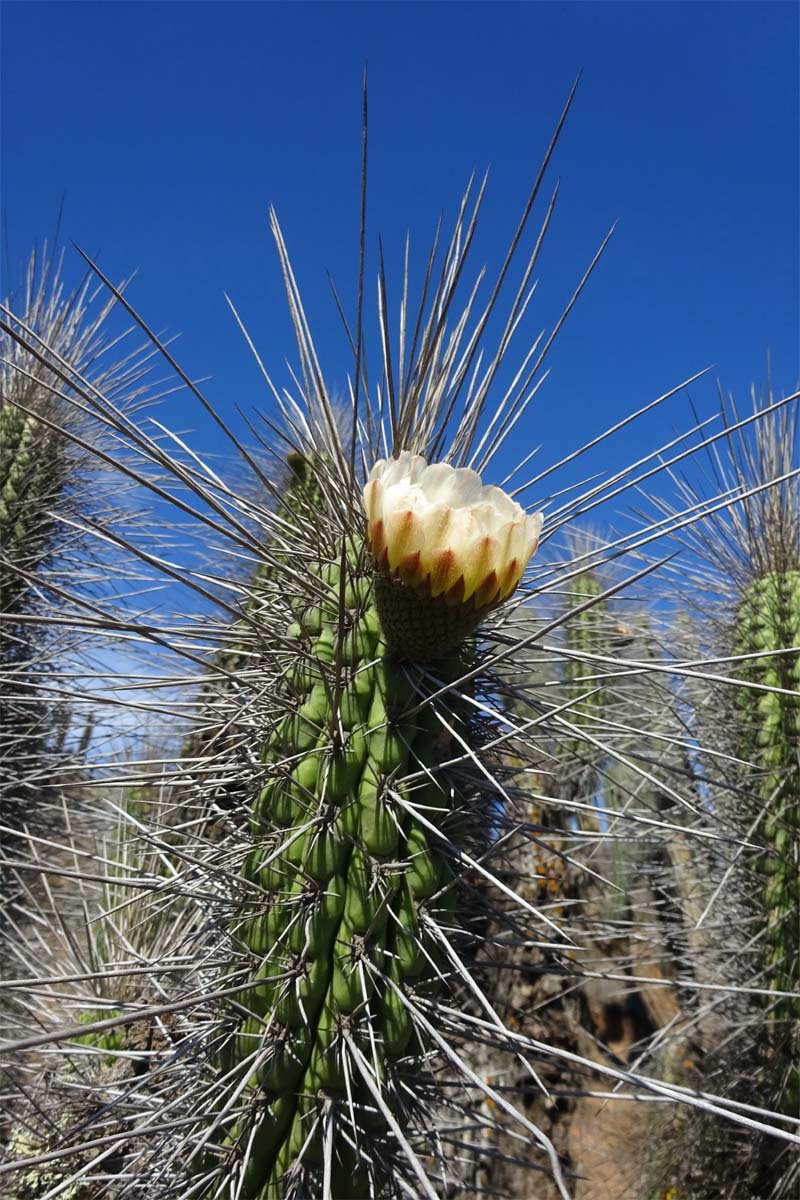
xmin=3 ymin=104 xmax=800 ymax=1200
xmin=640 ymin=376 xmax=800 ymax=1199
xmin=560 ymin=561 xmax=609 ymax=771
xmin=209 ymin=445 xmax=545 ymax=1199
xmin=181 ymin=450 xmax=326 ymax=810
xmin=0 ymin=403 xmax=63 ymax=612
xmin=0 ymin=399 xmax=60 ymax=854
xmin=0 ymin=241 xmax=146 ymax=616
xmin=734 ymin=568 xmax=800 ymax=1109
xmin=547 ymin=541 xmax=630 ymax=907
xmin=694 ymin=385 xmax=800 ymax=1129
xmin=0 ymin=243 xmax=150 ymax=927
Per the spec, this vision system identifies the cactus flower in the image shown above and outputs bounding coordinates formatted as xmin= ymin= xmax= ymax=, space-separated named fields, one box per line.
xmin=363 ymin=452 xmax=543 ymax=658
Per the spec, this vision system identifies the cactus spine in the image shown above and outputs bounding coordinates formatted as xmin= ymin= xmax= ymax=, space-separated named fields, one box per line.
xmin=182 ymin=452 xmax=326 ymax=810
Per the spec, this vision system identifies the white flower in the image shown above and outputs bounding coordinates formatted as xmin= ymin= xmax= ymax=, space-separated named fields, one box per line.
xmin=362 ymin=452 xmax=543 ymax=610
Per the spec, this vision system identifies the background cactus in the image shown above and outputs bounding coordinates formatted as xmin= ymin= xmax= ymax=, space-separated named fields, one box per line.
xmin=641 ymin=376 xmax=800 ymax=1199
xmin=735 ymin=568 xmax=800 ymax=1113
xmin=559 ymin=551 xmax=610 ymax=777
xmin=180 ymin=450 xmax=327 ymax=812
xmin=473 ymin=540 xmax=710 ymax=1199
xmin=0 ymin=242 xmax=151 ymax=932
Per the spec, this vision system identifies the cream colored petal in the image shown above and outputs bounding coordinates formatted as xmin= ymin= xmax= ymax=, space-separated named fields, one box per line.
xmin=363 ymin=477 xmax=384 ymax=524
xmin=429 ymin=547 xmax=463 ymax=598
xmin=509 ymin=519 xmax=531 ymax=563
xmin=462 ymin=534 xmax=501 ymax=602
xmin=444 ymin=467 xmax=485 ymax=507
xmin=416 ymin=505 xmax=452 ymax=575
xmin=467 ymin=500 xmax=504 ymax=538
xmin=445 ymin=506 xmax=476 ymax=562
xmin=495 ymin=518 xmax=520 ymax=564
xmin=384 ymin=506 xmax=425 ymax=572
xmin=383 ymin=451 xmax=426 ymax=488
xmin=483 ymin=483 xmax=520 ymax=523
xmin=525 ymin=511 xmax=544 ymax=555
xmin=418 ymin=461 xmax=458 ymax=501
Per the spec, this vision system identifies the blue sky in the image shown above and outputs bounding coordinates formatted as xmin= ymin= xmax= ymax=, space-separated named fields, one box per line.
xmin=2 ymin=1 xmax=798 ymax=520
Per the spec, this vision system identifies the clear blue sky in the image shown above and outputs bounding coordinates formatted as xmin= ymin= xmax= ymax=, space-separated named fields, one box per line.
xmin=2 ymin=1 xmax=798 ymax=514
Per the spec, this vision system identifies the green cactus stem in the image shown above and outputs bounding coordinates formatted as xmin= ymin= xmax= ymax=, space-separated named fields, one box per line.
xmin=0 ymin=402 xmax=65 ymax=624
xmin=561 ymin=568 xmax=609 ymax=768
xmin=219 ymin=550 xmax=467 ymax=1199
xmin=735 ymin=569 xmax=800 ymax=1110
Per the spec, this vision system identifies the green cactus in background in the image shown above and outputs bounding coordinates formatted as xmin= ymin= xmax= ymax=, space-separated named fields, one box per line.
xmin=495 ymin=545 xmax=617 ymax=917
xmin=560 ymin=564 xmax=609 ymax=769
xmin=0 ymin=403 xmax=63 ymax=614
xmin=556 ymin=569 xmax=694 ymax=1070
xmin=0 ymin=241 xmax=144 ymax=618
xmin=554 ymin=546 xmax=624 ymax=884
xmin=641 ymin=374 xmax=800 ymax=1200
xmin=0 ymin=398 xmax=64 ymax=843
xmin=73 ymin=1008 xmax=125 ymax=1063
xmin=0 ymin=243 xmax=150 ymax=919
xmin=734 ymin=569 xmax=800 ymax=1109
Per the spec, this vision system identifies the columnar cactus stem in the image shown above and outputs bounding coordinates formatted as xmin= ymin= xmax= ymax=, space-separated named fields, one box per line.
xmin=561 ymin=567 xmax=608 ymax=769
xmin=735 ymin=569 xmax=800 ymax=1110
xmin=1 ymin=245 xmax=150 ymax=923
xmin=216 ymin=454 xmax=541 ymax=1198
xmin=0 ymin=406 xmax=61 ymax=611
